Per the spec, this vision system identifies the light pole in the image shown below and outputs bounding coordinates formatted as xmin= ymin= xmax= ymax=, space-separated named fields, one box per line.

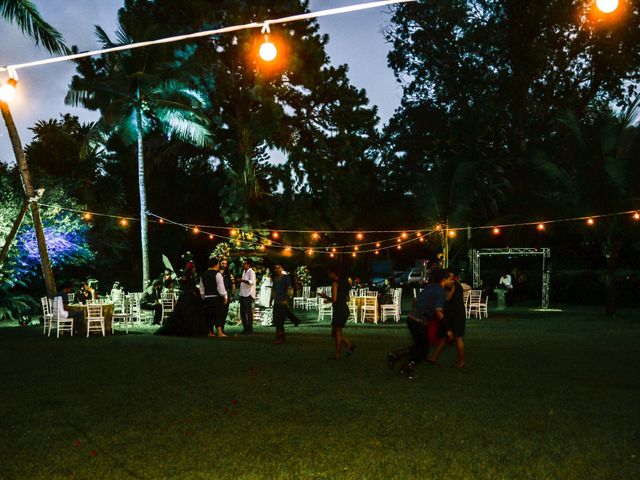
xmin=0 ymin=75 xmax=57 ymax=298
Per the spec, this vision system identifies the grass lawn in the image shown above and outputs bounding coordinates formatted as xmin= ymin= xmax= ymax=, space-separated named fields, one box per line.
xmin=0 ymin=307 xmax=639 ymax=479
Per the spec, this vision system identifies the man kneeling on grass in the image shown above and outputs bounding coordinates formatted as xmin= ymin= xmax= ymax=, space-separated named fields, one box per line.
xmin=387 ymin=269 xmax=452 ymax=379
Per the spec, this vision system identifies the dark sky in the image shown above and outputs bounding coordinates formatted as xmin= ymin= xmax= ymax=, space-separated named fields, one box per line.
xmin=0 ymin=0 xmax=402 ymax=164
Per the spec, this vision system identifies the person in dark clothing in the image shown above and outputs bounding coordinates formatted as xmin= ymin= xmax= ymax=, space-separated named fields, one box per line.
xmin=202 ymin=257 xmax=228 ymax=338
xmin=387 ymin=269 xmax=453 ymax=379
xmin=238 ymin=259 xmax=256 ymax=334
xmin=319 ymin=266 xmax=354 ymax=360
xmin=156 ymin=259 xmax=208 ymax=336
xmin=270 ymin=264 xmax=300 ymax=344
xmin=141 ymin=279 xmax=163 ymax=325
xmin=429 ymin=271 xmax=466 ymax=368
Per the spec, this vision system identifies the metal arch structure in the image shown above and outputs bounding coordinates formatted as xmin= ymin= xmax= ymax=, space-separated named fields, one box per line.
xmin=469 ymin=248 xmax=551 ymax=309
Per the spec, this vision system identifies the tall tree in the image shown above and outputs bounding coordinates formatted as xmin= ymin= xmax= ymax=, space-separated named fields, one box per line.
xmin=66 ymin=14 xmax=212 ymax=289
xmin=383 ymin=0 xmax=640 ymax=226
xmin=0 ymin=0 xmax=69 ymax=297
xmin=116 ymin=0 xmax=379 ymax=231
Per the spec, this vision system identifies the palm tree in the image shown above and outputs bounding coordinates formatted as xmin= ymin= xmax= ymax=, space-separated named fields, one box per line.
xmin=0 ymin=0 xmax=69 ymax=297
xmin=66 ymin=21 xmax=211 ymax=289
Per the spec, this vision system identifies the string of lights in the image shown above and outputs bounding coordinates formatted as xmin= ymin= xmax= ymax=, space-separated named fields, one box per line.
xmin=0 ymin=0 xmax=416 ymax=72
xmin=36 ymin=203 xmax=640 ymax=256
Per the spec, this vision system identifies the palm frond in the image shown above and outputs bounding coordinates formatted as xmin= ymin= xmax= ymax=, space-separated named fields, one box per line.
xmin=156 ymin=108 xmax=212 ymax=147
xmin=1 ymin=0 xmax=69 ymax=54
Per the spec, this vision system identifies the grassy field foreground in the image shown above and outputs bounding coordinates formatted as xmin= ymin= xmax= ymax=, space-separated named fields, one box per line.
xmin=0 ymin=308 xmax=639 ymax=479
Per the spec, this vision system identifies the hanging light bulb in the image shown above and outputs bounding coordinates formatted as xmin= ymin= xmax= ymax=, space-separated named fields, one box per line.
xmin=596 ymin=0 xmax=619 ymax=14
xmin=312 ymin=232 xmax=320 ymax=240
xmin=0 ymin=77 xmax=17 ymax=103
xmin=193 ymin=227 xmax=200 ymax=234
xmin=352 ymin=252 xmax=357 ymax=258
xmin=633 ymin=212 xmax=640 ymax=221
xmin=354 ymin=246 xmax=359 ymax=252
xmin=396 ymin=245 xmax=402 ymax=250
xmin=448 ymin=230 xmax=457 ymax=238
xmin=356 ymin=232 xmax=364 ymax=241
xmin=587 ymin=218 xmax=595 ymax=226
xmin=230 ymin=229 xmax=238 ymax=237
xmin=159 ymin=218 xmax=165 ymax=224
xmin=537 ymin=223 xmax=546 ymax=231
xmin=331 ymin=248 xmax=337 ymax=253
xmin=272 ymin=231 xmax=280 ymax=239
xmin=375 ymin=242 xmax=381 ymax=248
xmin=374 ymin=250 xmax=380 ymax=255
xmin=209 ymin=234 xmax=214 ymax=240
xmin=259 ymin=23 xmax=278 ymax=62
xmin=401 ymin=232 xmax=408 ymax=239
xmin=83 ymin=212 xmax=92 ymax=221
xmin=330 ymin=253 xmax=335 ymax=258
xmin=492 ymin=227 xmax=501 ymax=235
xmin=306 ymin=249 xmax=314 ymax=256
xmin=119 ymin=218 xmax=128 ymax=227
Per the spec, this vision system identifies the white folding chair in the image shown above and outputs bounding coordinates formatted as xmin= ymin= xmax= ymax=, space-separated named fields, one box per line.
xmin=467 ymin=290 xmax=482 ymax=318
xmin=479 ymin=295 xmax=489 ymax=318
xmin=50 ymin=297 xmax=74 ymax=338
xmin=348 ymin=297 xmax=359 ymax=322
xmin=293 ymin=286 xmax=310 ymax=310
xmin=41 ymin=297 xmax=53 ymax=334
xmin=361 ymin=296 xmax=378 ymax=324
xmin=380 ymin=289 xmax=402 ymax=323
xmin=317 ymin=299 xmax=333 ymax=322
xmin=86 ymin=304 xmax=105 ymax=337
xmin=66 ymin=292 xmax=75 ymax=304
xmin=112 ymin=300 xmax=133 ymax=334
xmin=161 ymin=293 xmax=175 ymax=321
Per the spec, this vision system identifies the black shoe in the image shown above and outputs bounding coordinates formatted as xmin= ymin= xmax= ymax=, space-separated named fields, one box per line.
xmin=387 ymin=352 xmax=397 ymax=370
xmin=346 ymin=345 xmax=356 ymax=358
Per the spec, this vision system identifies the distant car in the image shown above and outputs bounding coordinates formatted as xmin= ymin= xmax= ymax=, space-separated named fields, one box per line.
xmin=370 ymin=276 xmax=387 ymax=289
xmin=406 ymin=268 xmax=426 ymax=286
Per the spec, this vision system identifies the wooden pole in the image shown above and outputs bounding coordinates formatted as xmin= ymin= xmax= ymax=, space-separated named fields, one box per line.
xmin=1 ymin=101 xmax=57 ymax=297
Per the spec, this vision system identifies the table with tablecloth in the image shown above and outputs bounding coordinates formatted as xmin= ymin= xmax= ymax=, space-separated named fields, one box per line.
xmin=67 ymin=303 xmax=114 ymax=334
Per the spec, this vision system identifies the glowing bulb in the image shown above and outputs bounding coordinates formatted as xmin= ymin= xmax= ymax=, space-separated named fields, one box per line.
xmin=356 ymin=233 xmax=364 ymax=240
xmin=596 ymin=0 xmax=619 ymax=14
xmin=396 ymin=238 xmax=402 ymax=243
xmin=312 ymin=232 xmax=320 ymax=240
xmin=375 ymin=250 xmax=380 ymax=255
xmin=448 ymin=230 xmax=456 ymax=238
xmin=416 ymin=232 xmax=422 ymax=237
xmin=587 ymin=218 xmax=595 ymax=226
xmin=159 ymin=218 xmax=164 ymax=224
xmin=209 ymin=234 xmax=214 ymax=240
xmin=120 ymin=218 xmax=128 ymax=227
xmin=633 ymin=212 xmax=640 ymax=221
xmin=272 ymin=231 xmax=280 ymax=239
xmin=401 ymin=232 xmax=408 ymax=239
xmin=330 ymin=253 xmax=335 ymax=258
xmin=193 ymin=227 xmax=200 ymax=234
xmin=397 ymin=245 xmax=402 ymax=250
xmin=83 ymin=212 xmax=92 ymax=220
xmin=0 ymin=78 xmax=17 ymax=103
xmin=435 ymin=224 xmax=442 ymax=231
xmin=354 ymin=246 xmax=359 ymax=252
xmin=492 ymin=227 xmax=501 ymax=235
xmin=352 ymin=253 xmax=357 ymax=258
xmin=375 ymin=242 xmax=381 ymax=248
xmin=419 ymin=237 xmax=425 ymax=243
xmin=259 ymin=245 xmax=266 ymax=251
xmin=331 ymin=248 xmax=337 ymax=253
xmin=236 ymin=240 xmax=241 ymax=246
xmin=230 ymin=229 xmax=238 ymax=237
xmin=537 ymin=223 xmax=545 ymax=231
xmin=259 ymin=38 xmax=278 ymax=62
xmin=306 ymin=249 xmax=314 ymax=256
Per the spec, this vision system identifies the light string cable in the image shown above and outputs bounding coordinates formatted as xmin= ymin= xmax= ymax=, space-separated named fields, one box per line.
xmin=0 ymin=0 xmax=417 ymax=72
xmin=146 ymin=212 xmax=432 ymax=254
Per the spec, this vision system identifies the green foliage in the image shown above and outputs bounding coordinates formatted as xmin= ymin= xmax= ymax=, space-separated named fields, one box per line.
xmin=0 ymin=0 xmax=69 ymax=54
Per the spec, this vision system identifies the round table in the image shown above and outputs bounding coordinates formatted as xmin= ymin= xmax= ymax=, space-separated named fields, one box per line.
xmin=67 ymin=303 xmax=114 ymax=334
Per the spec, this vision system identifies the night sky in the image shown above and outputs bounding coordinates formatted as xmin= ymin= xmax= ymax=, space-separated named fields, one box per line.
xmin=0 ymin=0 xmax=402 ymax=164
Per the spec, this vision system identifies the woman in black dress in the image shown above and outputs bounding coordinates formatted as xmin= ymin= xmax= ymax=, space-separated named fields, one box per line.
xmin=156 ymin=259 xmax=208 ymax=336
xmin=319 ymin=267 xmax=355 ymax=360
xmin=428 ymin=271 xmax=466 ymax=368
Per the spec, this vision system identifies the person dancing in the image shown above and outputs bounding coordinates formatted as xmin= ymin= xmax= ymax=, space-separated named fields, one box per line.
xmin=319 ymin=266 xmax=355 ymax=360
xmin=387 ymin=269 xmax=452 ymax=379
xmin=429 ymin=271 xmax=466 ymax=368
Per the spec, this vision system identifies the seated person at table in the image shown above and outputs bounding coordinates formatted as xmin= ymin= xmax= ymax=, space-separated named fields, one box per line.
xmin=141 ymin=279 xmax=163 ymax=325
xmin=75 ymin=281 xmax=95 ymax=304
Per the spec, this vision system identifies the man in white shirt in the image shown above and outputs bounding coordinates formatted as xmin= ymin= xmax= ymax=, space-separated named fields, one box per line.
xmin=239 ymin=259 xmax=256 ymax=334
xmin=499 ymin=273 xmax=513 ymax=306
xmin=202 ymin=257 xmax=228 ymax=337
